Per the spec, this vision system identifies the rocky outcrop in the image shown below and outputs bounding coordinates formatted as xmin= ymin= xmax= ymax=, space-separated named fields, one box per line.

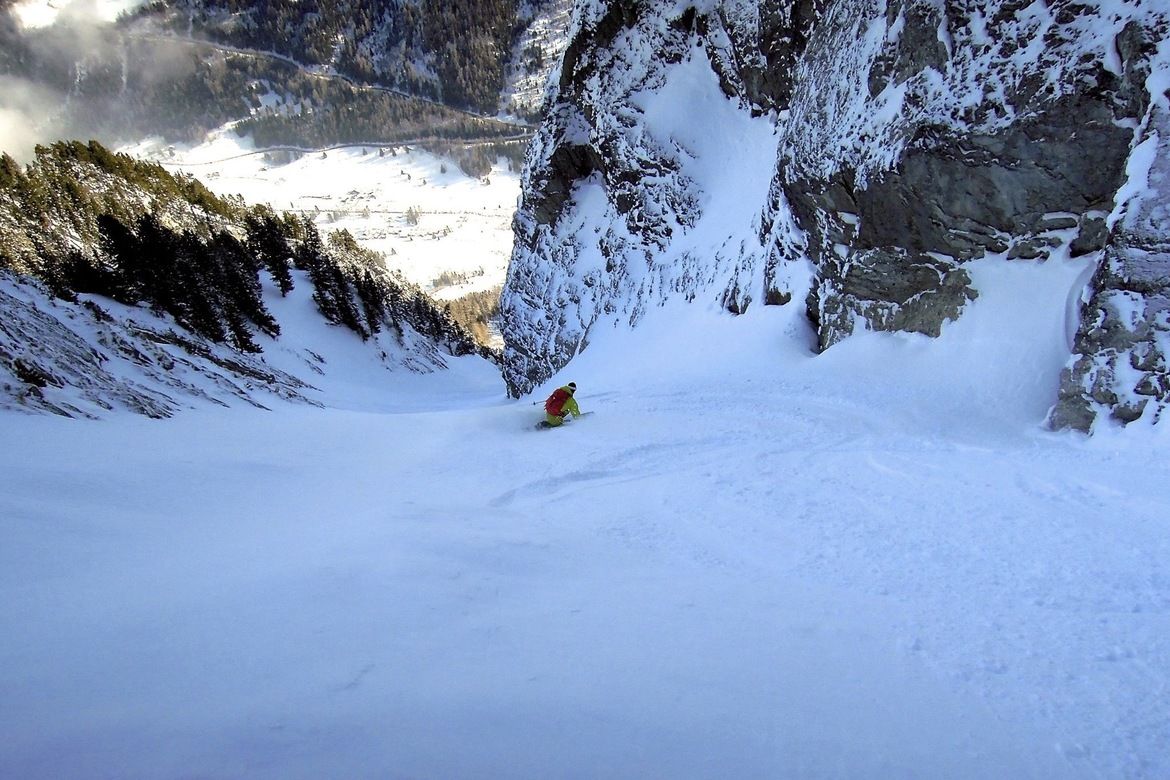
xmin=776 ymin=2 xmax=1169 ymax=429
xmin=502 ymin=0 xmax=820 ymax=394
xmin=1050 ymin=104 xmax=1170 ymax=431
xmin=502 ymin=0 xmax=1170 ymax=431
xmin=774 ymin=1 xmax=1157 ymax=352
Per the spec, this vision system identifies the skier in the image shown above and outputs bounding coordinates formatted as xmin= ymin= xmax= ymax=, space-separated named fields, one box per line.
xmin=543 ymin=382 xmax=581 ymax=428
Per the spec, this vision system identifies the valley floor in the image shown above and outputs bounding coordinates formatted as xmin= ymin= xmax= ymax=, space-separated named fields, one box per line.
xmin=125 ymin=133 xmax=520 ymax=303
xmin=3 ymin=264 xmax=1170 ymax=778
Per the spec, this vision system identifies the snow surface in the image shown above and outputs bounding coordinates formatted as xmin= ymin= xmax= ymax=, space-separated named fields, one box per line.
xmin=123 ymin=132 xmax=521 ymax=302
xmin=3 ymin=254 xmax=1170 ymax=778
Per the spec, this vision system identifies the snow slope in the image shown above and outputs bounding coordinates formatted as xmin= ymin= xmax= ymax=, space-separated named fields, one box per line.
xmin=3 ymin=256 xmax=1169 ymax=778
xmin=0 ymin=259 xmax=487 ymax=419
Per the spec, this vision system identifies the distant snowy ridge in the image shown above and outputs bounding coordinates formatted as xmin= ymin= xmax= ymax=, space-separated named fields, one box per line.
xmin=501 ymin=0 xmax=1170 ymax=432
xmin=0 ymin=0 xmax=556 ymax=158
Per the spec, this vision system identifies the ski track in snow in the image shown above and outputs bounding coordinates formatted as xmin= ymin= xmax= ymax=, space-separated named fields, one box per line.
xmin=3 ymin=268 xmax=1170 ymax=778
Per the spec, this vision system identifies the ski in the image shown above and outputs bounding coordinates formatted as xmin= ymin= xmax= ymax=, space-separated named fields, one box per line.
xmin=533 ymin=411 xmax=592 ymax=431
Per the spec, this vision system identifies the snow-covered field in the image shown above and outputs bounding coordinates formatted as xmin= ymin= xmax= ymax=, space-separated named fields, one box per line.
xmin=3 ymin=255 xmax=1169 ymax=778
xmin=125 ymin=131 xmax=521 ymax=301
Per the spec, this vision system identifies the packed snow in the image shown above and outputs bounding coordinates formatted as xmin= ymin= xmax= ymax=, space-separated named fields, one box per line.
xmin=124 ymin=131 xmax=521 ymax=302
xmin=3 ymin=252 xmax=1169 ymax=778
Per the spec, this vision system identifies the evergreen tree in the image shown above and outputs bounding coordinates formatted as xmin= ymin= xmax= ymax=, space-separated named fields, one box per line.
xmin=245 ymin=209 xmax=295 ymax=295
xmin=132 ymin=212 xmax=182 ymax=316
xmin=293 ymin=215 xmax=325 ymax=273
xmin=95 ymin=213 xmax=144 ymax=304
xmin=173 ymin=230 xmax=228 ymax=344
xmin=211 ymin=230 xmax=279 ymax=349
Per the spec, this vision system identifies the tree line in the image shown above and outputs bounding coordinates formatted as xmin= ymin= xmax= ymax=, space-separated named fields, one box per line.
xmin=0 ymin=141 xmax=492 ymax=359
xmin=238 ymin=74 xmax=523 ymax=149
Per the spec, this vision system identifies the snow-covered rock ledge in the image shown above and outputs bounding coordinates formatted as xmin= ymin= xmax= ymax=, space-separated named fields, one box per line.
xmin=1051 ymin=97 xmax=1170 ymax=431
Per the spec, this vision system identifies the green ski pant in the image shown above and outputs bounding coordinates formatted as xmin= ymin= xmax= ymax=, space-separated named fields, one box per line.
xmin=545 ymin=413 xmax=567 ymax=427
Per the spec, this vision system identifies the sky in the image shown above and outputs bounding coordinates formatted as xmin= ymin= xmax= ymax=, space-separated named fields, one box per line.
xmin=9 ymin=0 xmax=145 ymax=29
xmin=1 ymin=1 xmax=150 ymax=159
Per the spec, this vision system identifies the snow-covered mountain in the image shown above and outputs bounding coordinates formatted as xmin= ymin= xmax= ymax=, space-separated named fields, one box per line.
xmin=501 ymin=0 xmax=1170 ymax=432
xmin=501 ymin=0 xmax=576 ymax=119
xmin=133 ymin=0 xmax=563 ymax=115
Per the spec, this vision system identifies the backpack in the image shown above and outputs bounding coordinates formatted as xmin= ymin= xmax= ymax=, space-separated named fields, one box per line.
xmin=545 ymin=387 xmax=571 ymax=415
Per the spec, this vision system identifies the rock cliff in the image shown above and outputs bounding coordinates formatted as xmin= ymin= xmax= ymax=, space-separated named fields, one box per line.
xmin=501 ymin=0 xmax=1170 ymax=431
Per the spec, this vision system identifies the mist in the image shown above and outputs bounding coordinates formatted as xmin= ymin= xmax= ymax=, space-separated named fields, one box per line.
xmin=10 ymin=0 xmax=148 ymax=30
xmin=0 ymin=75 xmax=67 ymax=161
xmin=0 ymin=0 xmax=169 ymax=160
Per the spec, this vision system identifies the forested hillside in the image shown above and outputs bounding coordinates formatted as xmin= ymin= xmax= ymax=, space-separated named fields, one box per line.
xmin=0 ymin=0 xmax=562 ymax=153
xmin=142 ymin=0 xmax=528 ymax=114
xmin=0 ymin=141 xmax=492 ymax=416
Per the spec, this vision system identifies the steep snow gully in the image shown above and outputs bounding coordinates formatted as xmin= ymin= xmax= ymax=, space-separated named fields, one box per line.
xmin=3 ymin=258 xmax=1170 ymax=778
xmin=4 ymin=1 xmax=1170 ymax=776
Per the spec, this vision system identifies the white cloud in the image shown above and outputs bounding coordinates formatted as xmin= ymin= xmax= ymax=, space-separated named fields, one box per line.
xmin=11 ymin=0 xmax=146 ymax=30
xmin=0 ymin=74 xmax=64 ymax=161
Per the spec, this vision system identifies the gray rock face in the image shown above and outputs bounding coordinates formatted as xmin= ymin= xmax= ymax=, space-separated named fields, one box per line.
xmin=792 ymin=87 xmax=1133 ymax=348
xmin=807 ymin=248 xmax=977 ymax=350
xmin=1050 ymin=105 xmax=1170 ymax=431
xmin=775 ymin=1 xmax=1159 ymax=354
xmin=502 ymin=0 xmax=821 ymax=395
xmin=502 ymin=0 xmax=1170 ymax=430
